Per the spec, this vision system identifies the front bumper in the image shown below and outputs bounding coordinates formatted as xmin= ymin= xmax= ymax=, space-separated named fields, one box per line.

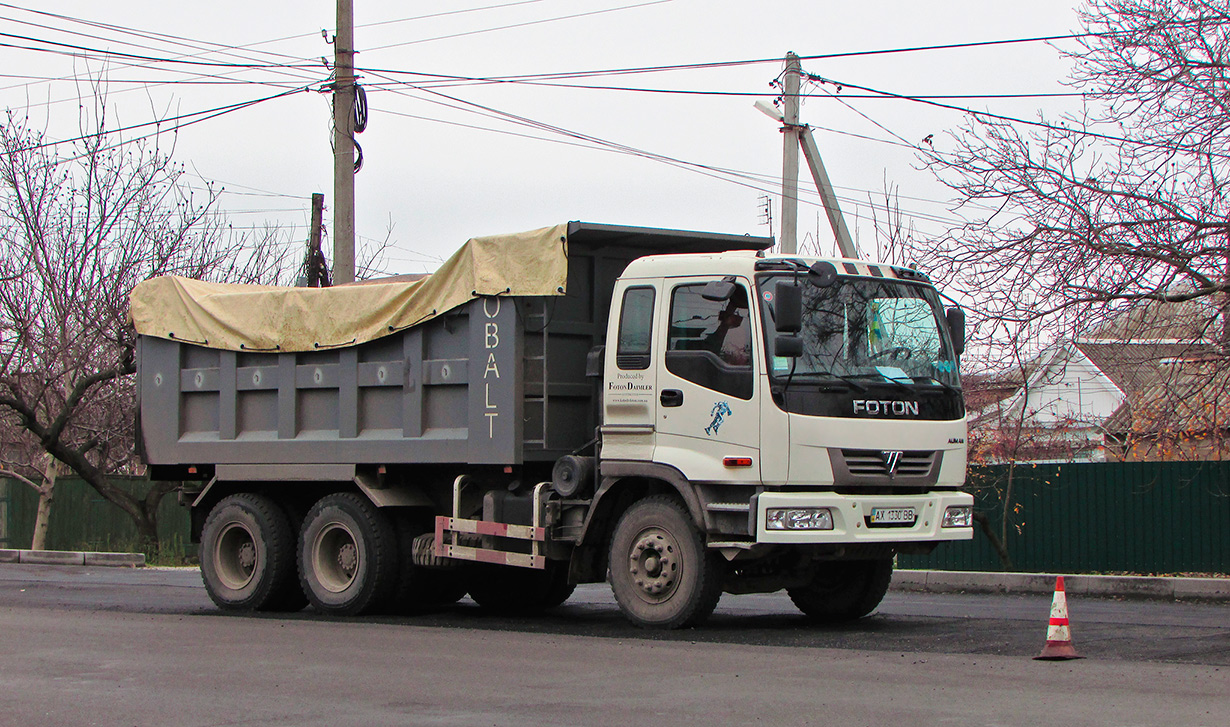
xmin=754 ymin=490 xmax=974 ymax=544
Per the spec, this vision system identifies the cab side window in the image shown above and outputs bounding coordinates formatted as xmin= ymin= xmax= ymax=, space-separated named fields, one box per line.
xmin=616 ymin=286 xmax=655 ymax=370
xmin=665 ymin=282 xmax=753 ymax=399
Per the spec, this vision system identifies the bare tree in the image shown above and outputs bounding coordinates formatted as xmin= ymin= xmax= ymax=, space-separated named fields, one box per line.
xmin=913 ymin=0 xmax=1230 ymax=358
xmin=0 ymin=93 xmax=289 ymax=552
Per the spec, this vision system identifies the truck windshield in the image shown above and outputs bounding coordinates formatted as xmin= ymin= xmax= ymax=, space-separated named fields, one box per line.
xmin=759 ymin=275 xmax=960 ymax=391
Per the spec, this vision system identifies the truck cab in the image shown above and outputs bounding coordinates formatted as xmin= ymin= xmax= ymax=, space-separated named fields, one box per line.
xmin=595 ymin=250 xmax=972 ymax=626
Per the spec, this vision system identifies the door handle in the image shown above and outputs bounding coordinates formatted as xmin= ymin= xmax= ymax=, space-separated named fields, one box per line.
xmin=661 ymin=389 xmax=684 ymax=407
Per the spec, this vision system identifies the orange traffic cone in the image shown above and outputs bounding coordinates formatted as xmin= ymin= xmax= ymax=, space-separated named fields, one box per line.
xmin=1034 ymin=575 xmax=1084 ymax=660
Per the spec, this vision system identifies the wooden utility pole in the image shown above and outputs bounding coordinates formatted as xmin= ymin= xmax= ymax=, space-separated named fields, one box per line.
xmin=780 ymin=52 xmax=802 ymax=255
xmin=306 ymin=192 xmax=331 ymax=287
xmin=332 ymin=0 xmax=356 ymax=284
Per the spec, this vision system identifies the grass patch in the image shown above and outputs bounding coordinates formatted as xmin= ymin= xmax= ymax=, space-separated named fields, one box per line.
xmin=74 ymin=532 xmax=199 ymax=567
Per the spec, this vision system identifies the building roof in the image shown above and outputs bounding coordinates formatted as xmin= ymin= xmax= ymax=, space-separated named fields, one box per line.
xmin=1047 ymin=339 xmax=1229 ymax=435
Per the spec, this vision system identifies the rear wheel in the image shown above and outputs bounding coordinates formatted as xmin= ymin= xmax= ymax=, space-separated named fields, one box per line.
xmin=608 ymin=495 xmax=724 ymax=629
xmin=787 ymin=559 xmax=894 ymax=622
xmin=466 ymin=560 xmax=574 ymax=612
xmin=388 ymin=512 xmax=467 ymax=613
xmin=199 ymin=493 xmax=301 ymax=612
xmin=298 ymin=493 xmax=397 ymax=616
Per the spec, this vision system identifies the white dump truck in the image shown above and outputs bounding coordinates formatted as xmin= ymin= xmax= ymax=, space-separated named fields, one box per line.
xmin=130 ymin=221 xmax=972 ymax=629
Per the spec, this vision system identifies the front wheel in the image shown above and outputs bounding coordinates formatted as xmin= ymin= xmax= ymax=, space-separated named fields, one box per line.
xmin=787 ymin=559 xmax=894 ymax=622
xmin=608 ymin=496 xmax=724 ymax=629
xmin=298 ymin=493 xmax=397 ymax=616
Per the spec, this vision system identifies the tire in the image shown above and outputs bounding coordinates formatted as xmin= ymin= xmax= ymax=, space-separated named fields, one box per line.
xmin=466 ymin=560 xmax=574 ymax=613
xmin=608 ymin=495 xmax=724 ymax=629
xmin=199 ymin=493 xmax=301 ymax=612
xmin=540 ymin=562 xmax=577 ymax=609
xmin=298 ymin=493 xmax=397 ymax=616
xmin=388 ymin=512 xmax=467 ymax=613
xmin=787 ymin=558 xmax=894 ymax=622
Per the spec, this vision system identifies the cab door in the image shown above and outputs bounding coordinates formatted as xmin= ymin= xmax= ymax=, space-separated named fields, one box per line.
xmin=601 ymin=281 xmax=660 ymax=462
xmin=653 ymin=277 xmax=760 ymax=483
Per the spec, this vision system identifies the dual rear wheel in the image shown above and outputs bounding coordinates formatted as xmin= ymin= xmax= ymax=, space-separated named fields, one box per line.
xmin=200 ymin=492 xmax=560 ymax=616
xmin=200 ymin=492 xmax=398 ymax=616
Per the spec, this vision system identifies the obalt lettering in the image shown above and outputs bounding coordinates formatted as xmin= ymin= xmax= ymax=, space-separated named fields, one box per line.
xmin=483 ymin=298 xmax=501 ymax=438
xmin=852 ymin=399 xmax=920 ymax=417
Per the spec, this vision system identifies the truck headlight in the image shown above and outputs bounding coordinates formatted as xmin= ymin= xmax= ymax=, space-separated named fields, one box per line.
xmin=766 ymin=508 xmax=833 ymax=531
xmin=942 ymin=505 xmax=973 ymax=528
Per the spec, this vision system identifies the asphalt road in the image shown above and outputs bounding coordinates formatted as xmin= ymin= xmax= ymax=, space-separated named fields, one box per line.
xmin=1 ymin=564 xmax=1227 ymax=726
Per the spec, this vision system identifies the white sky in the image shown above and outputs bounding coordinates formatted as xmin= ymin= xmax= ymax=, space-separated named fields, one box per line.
xmin=0 ymin=0 xmax=1085 ymax=276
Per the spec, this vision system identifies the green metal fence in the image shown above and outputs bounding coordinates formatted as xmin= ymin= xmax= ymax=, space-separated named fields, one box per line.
xmin=0 ymin=476 xmax=189 ymax=553
xmin=900 ymin=461 xmax=1230 ymax=574
xmin=0 ymin=479 xmax=9 ymax=549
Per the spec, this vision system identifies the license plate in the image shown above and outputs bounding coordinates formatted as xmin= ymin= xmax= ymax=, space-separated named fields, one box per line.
xmin=869 ymin=507 xmax=916 ymax=525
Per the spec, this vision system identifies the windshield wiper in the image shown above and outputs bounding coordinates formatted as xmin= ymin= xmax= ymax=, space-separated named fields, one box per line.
xmin=914 ymin=376 xmax=961 ymax=396
xmin=863 ymin=373 xmax=912 ymax=394
xmin=789 ymin=371 xmax=868 ymax=393
xmin=854 ymin=372 xmax=961 ymax=396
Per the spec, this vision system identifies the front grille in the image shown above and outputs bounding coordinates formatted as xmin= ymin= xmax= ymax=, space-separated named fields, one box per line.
xmin=834 ymin=449 xmax=938 ymax=482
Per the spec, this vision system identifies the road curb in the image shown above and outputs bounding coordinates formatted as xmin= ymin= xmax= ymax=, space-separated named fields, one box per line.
xmin=892 ymin=569 xmax=1230 ymax=602
xmin=0 ymin=549 xmax=145 ymax=568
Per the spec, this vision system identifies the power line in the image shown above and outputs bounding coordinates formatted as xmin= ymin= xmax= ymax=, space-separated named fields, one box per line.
xmin=362 ymin=77 xmax=1090 ymax=100
xmin=0 ymin=3 xmax=314 ymax=66
xmin=369 ymin=78 xmax=966 ymax=229
xmin=365 ymin=0 xmax=677 ymax=52
xmin=804 ymin=72 xmax=1230 ymax=161
xmin=161 ymin=0 xmax=560 ymax=56
xmin=0 ymin=30 xmax=322 ymax=71
xmin=18 ymin=85 xmax=314 ymax=155
xmin=356 ymin=0 xmax=552 ymax=31
xmin=361 ymin=31 xmax=1094 ymax=86
xmin=0 ymin=8 xmax=299 ymax=71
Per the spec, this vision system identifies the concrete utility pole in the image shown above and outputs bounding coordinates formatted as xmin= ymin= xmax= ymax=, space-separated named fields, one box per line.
xmin=779 ymin=52 xmax=802 ymax=255
xmin=799 ymin=129 xmax=857 ymax=259
xmin=332 ymin=0 xmax=356 ymax=284
xmin=757 ymin=53 xmax=859 ymax=260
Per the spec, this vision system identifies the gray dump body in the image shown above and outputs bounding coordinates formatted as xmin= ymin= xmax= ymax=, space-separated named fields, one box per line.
xmin=136 ymin=222 xmax=772 ymax=471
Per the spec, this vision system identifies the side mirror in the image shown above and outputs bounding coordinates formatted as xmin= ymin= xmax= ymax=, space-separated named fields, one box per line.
xmin=774 ymin=281 xmax=802 ymax=333
xmin=775 ymin=335 xmax=804 ymax=358
xmin=946 ymin=307 xmax=965 ymax=357
xmin=701 ymin=277 xmax=737 ymax=302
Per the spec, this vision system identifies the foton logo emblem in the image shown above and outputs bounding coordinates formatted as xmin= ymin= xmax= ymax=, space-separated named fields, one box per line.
xmin=853 ymin=400 xmax=919 ymax=417
xmin=881 ymin=450 xmax=903 ymax=477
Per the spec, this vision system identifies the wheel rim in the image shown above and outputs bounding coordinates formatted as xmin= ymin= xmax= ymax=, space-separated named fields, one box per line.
xmin=312 ymin=522 xmax=360 ymax=593
xmin=215 ymin=522 xmax=258 ymax=590
xmin=626 ymin=527 xmax=681 ymax=603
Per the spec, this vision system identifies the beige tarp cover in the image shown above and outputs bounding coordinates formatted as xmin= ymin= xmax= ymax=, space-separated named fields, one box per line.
xmin=128 ymin=223 xmax=569 ymax=352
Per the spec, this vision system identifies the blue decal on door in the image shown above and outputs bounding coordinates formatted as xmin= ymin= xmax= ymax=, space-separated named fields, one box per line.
xmin=705 ymin=401 xmax=732 ymax=436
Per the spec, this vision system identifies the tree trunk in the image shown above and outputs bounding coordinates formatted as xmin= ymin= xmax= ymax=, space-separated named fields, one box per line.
xmin=974 ymin=511 xmax=1015 ymax=571
xmin=999 ymin=460 xmax=1017 ymax=553
xmin=132 ymin=507 xmax=161 ymax=553
xmin=30 ymin=484 xmax=54 ymax=551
